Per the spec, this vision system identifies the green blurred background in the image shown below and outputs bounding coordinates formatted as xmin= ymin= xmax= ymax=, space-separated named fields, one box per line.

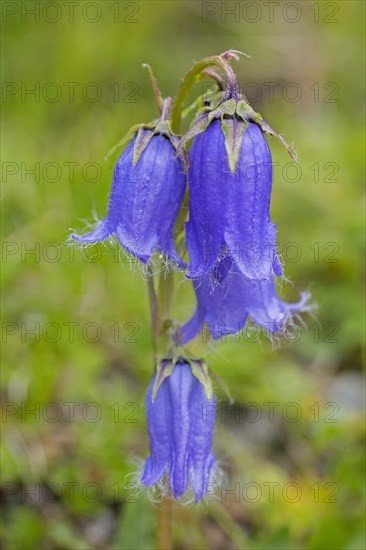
xmin=1 ymin=1 xmax=365 ymax=548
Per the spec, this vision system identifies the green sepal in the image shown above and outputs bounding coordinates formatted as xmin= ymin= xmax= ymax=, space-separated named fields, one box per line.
xmin=105 ymin=116 xmax=187 ymax=169
xmin=254 ymin=117 xmax=298 ymax=161
xmin=177 ymin=114 xmax=211 ymax=155
xmin=209 ymin=368 xmax=234 ymax=403
xmin=151 ymin=358 xmax=175 ymax=401
xmin=181 ymin=97 xmax=205 ymax=120
xmin=133 ymin=127 xmax=155 ymax=166
xmin=133 ymin=120 xmax=174 ymax=166
xmin=236 ymin=99 xmax=257 ymax=122
xmin=236 ymin=100 xmax=297 ymax=161
xmin=181 ymin=88 xmax=221 ymax=120
xmin=104 ymin=123 xmax=144 ymax=160
xmin=171 ymin=51 xmax=240 ymax=133
xmin=190 ymin=360 xmax=213 ymax=401
xmin=221 ymin=116 xmax=248 ymax=173
xmin=207 ymin=98 xmax=236 ymax=123
xmin=109 ymin=117 xmax=187 ymax=171
xmin=161 ymin=122 xmax=189 ymax=171
xmin=178 ymin=97 xmax=236 ymax=154
xmin=152 ymin=357 xmax=214 ymax=402
xmin=208 ymin=91 xmax=227 ymax=110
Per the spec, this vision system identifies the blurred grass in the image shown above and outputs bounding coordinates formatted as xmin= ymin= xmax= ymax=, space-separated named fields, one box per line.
xmin=1 ymin=1 xmax=365 ymax=549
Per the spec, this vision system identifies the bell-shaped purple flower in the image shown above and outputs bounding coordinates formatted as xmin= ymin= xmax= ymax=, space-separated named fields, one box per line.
xmin=141 ymin=359 xmax=216 ymax=502
xmin=180 ymin=255 xmax=311 ymax=343
xmin=186 ymin=119 xmax=279 ymax=279
xmin=72 ymin=132 xmax=186 ymax=267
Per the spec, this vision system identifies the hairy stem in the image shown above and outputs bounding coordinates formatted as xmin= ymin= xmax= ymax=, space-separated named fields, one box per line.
xmin=147 ymin=266 xmax=159 ymax=360
xmin=157 ymin=498 xmax=172 ymax=550
xmin=147 ymin=264 xmax=174 ymax=549
xmin=171 ymin=51 xmax=240 ymax=133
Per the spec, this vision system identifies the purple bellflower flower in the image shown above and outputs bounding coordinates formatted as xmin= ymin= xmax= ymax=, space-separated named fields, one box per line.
xmin=176 ymin=79 xmax=311 ymax=343
xmin=141 ymin=358 xmax=216 ymax=502
xmin=179 ymin=255 xmax=311 ymax=343
xmin=72 ymin=117 xmax=186 ymax=268
xmin=186 ymin=118 xmax=280 ymax=279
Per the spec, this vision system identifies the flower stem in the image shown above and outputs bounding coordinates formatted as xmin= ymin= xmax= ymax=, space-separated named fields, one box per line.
xmin=171 ymin=51 xmax=240 ymax=133
xmin=147 ymin=267 xmax=159 ymax=361
xmin=147 ymin=264 xmax=175 ymax=549
xmin=157 ymin=498 xmax=172 ymax=550
xmin=158 ymin=269 xmax=174 ymax=322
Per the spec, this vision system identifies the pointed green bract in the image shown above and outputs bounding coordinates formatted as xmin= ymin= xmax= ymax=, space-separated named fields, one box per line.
xmin=254 ymin=117 xmax=298 ymax=161
xmin=209 ymin=368 xmax=234 ymax=403
xmin=133 ymin=127 xmax=155 ymax=166
xmin=236 ymin=99 xmax=258 ymax=121
xmin=177 ymin=114 xmax=211 ymax=154
xmin=107 ymin=117 xmax=187 ymax=170
xmin=190 ymin=360 xmax=213 ymax=401
xmin=178 ymin=88 xmax=297 ymax=166
xmin=104 ymin=123 xmax=143 ymax=160
xmin=152 ymin=357 xmax=214 ymax=401
xmin=236 ymin=100 xmax=297 ymax=161
xmin=207 ymin=98 xmax=236 ymax=122
xmin=178 ymin=97 xmax=237 ymax=154
xmin=221 ymin=116 xmax=248 ymax=173
xmin=152 ymin=358 xmax=175 ymax=401
xmin=207 ymin=90 xmax=226 ymax=110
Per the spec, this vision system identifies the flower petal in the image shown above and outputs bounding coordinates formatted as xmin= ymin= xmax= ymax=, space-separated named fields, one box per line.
xmin=141 ymin=375 xmax=172 ymax=487
xmin=142 ymin=360 xmax=217 ymax=502
xmin=168 ymin=362 xmax=195 ymax=499
xmin=71 ymin=218 xmax=110 ymax=244
xmin=179 ymin=305 xmax=205 ymax=345
xmin=186 ymin=120 xmax=226 ymax=278
xmin=224 ymin=122 xmax=277 ymax=279
xmin=189 ymin=381 xmax=216 ymax=502
xmin=72 ymin=135 xmax=186 ymax=266
xmin=181 ymin=253 xmax=310 ymax=343
xmin=182 ymin=257 xmax=248 ymax=342
xmin=243 ymin=277 xmax=311 ymax=332
xmin=204 ymin=260 xmax=248 ymax=339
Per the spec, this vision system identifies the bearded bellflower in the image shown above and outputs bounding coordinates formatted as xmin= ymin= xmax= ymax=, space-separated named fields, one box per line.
xmin=186 ymin=118 xmax=282 ymax=280
xmin=141 ymin=358 xmax=216 ymax=502
xmin=179 ymin=88 xmax=295 ymax=280
xmin=175 ymin=55 xmax=312 ymax=342
xmin=72 ymin=99 xmax=186 ymax=267
xmin=179 ymin=255 xmax=311 ymax=342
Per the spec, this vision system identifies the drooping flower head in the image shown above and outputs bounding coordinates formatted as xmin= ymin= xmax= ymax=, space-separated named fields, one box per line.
xmin=141 ymin=358 xmax=216 ymax=502
xmin=72 ymin=98 xmax=186 ymax=268
xmin=174 ymin=52 xmax=312 ymax=343
xmin=185 ymin=118 xmax=281 ymax=279
xmin=179 ymin=254 xmax=312 ymax=343
xmin=177 ymin=53 xmax=296 ymax=280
